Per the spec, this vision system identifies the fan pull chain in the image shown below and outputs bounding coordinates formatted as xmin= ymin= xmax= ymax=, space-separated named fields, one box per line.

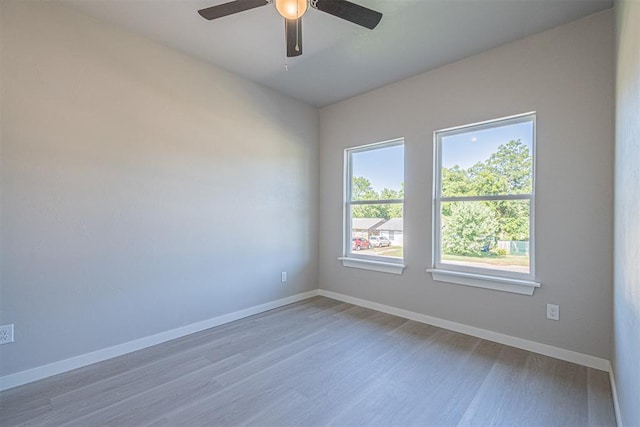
xmin=295 ymin=20 xmax=300 ymax=51
xmin=295 ymin=2 xmax=300 ymax=52
xmin=284 ymin=21 xmax=288 ymax=71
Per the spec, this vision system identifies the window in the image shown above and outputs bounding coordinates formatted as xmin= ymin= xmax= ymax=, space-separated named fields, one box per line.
xmin=430 ymin=113 xmax=539 ymax=294
xmin=340 ymin=139 xmax=405 ymax=274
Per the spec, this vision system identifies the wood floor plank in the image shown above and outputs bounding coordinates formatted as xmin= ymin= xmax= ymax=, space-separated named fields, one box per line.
xmin=0 ymin=297 xmax=617 ymax=427
xmin=73 ymin=314 xmax=349 ymax=425
xmin=18 ymin=309 xmax=334 ymax=424
xmin=151 ymin=309 xmax=406 ymax=426
xmin=399 ymin=339 xmax=504 ymax=426
xmin=0 ymin=354 xmax=130 ymax=417
xmin=327 ymin=329 xmax=484 ymax=426
xmin=457 ymin=345 xmax=532 ymax=427
xmin=243 ymin=320 xmax=443 ymax=427
xmin=65 ymin=354 xmax=242 ymax=426
xmin=587 ymin=368 xmax=616 ymax=426
xmin=458 ymin=347 xmax=591 ymax=427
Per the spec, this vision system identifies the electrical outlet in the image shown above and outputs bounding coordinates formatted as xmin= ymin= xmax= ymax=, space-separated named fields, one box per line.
xmin=546 ymin=304 xmax=559 ymax=321
xmin=0 ymin=324 xmax=14 ymax=344
xmin=281 ymin=272 xmax=287 ymax=283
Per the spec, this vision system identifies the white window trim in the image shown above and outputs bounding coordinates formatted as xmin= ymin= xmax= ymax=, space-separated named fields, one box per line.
xmin=430 ymin=112 xmax=538 ymax=294
xmin=426 ymin=269 xmax=540 ymax=295
xmin=341 ymin=138 xmax=405 ymax=273
xmin=340 ymin=257 xmax=407 ymax=275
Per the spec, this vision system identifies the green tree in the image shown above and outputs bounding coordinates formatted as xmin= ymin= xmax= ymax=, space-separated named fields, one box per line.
xmin=352 ymin=176 xmax=378 ymax=201
xmin=380 ymin=187 xmax=403 ymax=218
xmin=471 ymin=139 xmax=531 ymax=241
xmin=442 ymin=165 xmax=472 ymax=197
xmin=351 ymin=176 xmax=377 ymax=218
xmin=496 ymin=200 xmax=530 ymax=241
xmin=441 ymin=139 xmax=532 ymax=245
xmin=351 ymin=176 xmax=404 ymax=220
xmin=442 ymin=202 xmax=499 ymax=256
xmin=469 ymin=139 xmax=532 ymax=196
xmin=353 ymin=204 xmax=383 ymax=219
xmin=380 ymin=188 xmax=400 ymax=200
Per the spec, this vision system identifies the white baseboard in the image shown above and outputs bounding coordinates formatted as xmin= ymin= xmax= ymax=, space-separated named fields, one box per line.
xmin=608 ymin=365 xmax=624 ymax=427
xmin=318 ymin=289 xmax=610 ymax=372
xmin=2 ymin=288 xmax=614 ymax=398
xmin=0 ymin=290 xmax=319 ymax=391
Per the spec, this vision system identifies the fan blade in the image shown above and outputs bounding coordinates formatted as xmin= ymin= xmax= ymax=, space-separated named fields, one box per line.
xmin=312 ymin=0 xmax=382 ymax=29
xmin=198 ymin=0 xmax=268 ymax=20
xmin=285 ymin=18 xmax=303 ymax=57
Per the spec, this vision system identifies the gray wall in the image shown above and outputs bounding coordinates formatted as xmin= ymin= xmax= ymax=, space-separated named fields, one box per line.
xmin=0 ymin=0 xmax=621 ymax=386
xmin=0 ymin=1 xmax=318 ymax=376
xmin=319 ymin=11 xmax=614 ymax=359
xmin=613 ymin=1 xmax=640 ymax=425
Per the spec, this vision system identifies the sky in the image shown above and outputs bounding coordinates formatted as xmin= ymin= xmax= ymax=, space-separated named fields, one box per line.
xmin=442 ymin=121 xmax=533 ymax=169
xmin=351 ymin=121 xmax=533 ymax=193
xmin=352 ymin=144 xmax=404 ymax=193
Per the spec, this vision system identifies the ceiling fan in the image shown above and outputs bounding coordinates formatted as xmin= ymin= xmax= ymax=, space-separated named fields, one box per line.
xmin=198 ymin=0 xmax=383 ymax=57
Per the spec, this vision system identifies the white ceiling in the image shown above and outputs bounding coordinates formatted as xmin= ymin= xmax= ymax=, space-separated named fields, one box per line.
xmin=61 ymin=0 xmax=612 ymax=107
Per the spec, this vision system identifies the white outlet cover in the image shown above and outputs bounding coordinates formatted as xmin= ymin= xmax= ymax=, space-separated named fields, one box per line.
xmin=0 ymin=324 xmax=14 ymax=344
xmin=546 ymin=304 xmax=559 ymax=320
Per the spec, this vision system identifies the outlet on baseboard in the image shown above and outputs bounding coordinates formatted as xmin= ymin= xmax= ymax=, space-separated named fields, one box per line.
xmin=546 ymin=304 xmax=559 ymax=321
xmin=0 ymin=324 xmax=14 ymax=344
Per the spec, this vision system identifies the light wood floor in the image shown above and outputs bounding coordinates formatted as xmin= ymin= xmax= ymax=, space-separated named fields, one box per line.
xmin=0 ymin=297 xmax=616 ymax=426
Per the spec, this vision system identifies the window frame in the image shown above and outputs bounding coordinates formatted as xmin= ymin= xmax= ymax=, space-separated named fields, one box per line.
xmin=339 ymin=138 xmax=406 ymax=274
xmin=429 ymin=113 xmax=540 ymax=294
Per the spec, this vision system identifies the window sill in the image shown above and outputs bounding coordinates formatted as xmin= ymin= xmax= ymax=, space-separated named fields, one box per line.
xmin=426 ymin=269 xmax=540 ymax=295
xmin=339 ymin=257 xmax=406 ymax=275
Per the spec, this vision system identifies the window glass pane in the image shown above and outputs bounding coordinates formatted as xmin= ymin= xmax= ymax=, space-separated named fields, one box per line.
xmin=351 ymin=204 xmax=403 ymax=259
xmin=351 ymin=144 xmax=404 ymax=201
xmin=440 ymin=200 xmax=530 ymax=274
xmin=441 ymin=120 xmax=533 ymax=197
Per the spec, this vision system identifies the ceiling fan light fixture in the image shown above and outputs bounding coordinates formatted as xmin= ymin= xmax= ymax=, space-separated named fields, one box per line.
xmin=274 ymin=0 xmax=308 ymax=20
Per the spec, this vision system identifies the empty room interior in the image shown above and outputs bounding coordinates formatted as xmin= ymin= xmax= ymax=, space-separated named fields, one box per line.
xmin=1 ymin=0 xmax=638 ymax=425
